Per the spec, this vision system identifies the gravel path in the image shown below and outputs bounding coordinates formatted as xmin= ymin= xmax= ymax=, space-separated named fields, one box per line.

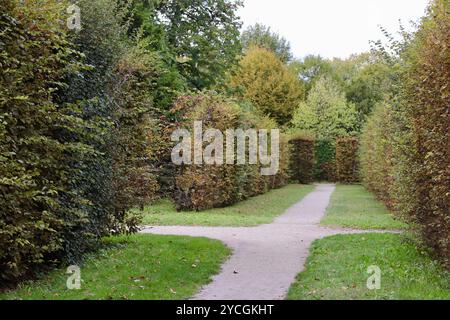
xmin=141 ymin=184 xmax=386 ymax=300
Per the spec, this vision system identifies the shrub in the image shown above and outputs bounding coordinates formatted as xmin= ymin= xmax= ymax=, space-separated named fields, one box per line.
xmin=361 ymin=0 xmax=449 ymax=265
xmin=0 ymin=0 xmax=96 ymax=282
xmin=360 ymin=103 xmax=395 ymax=206
xmin=314 ymin=139 xmax=336 ymax=181
xmin=171 ymin=93 xmax=289 ymax=211
xmin=335 ymin=137 xmax=359 ymax=183
xmin=289 ymin=136 xmax=315 ymax=184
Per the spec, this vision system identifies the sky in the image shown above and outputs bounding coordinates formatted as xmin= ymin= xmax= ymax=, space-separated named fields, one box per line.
xmin=238 ymin=0 xmax=430 ymax=60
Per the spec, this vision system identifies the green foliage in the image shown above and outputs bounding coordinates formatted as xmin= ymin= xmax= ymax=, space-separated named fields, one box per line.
xmin=289 ymin=137 xmax=315 ymax=184
xmin=289 ymin=55 xmax=334 ymax=95
xmin=0 ymin=234 xmax=231 ymax=300
xmin=360 ymin=0 xmax=449 ymax=265
xmin=241 ymin=23 xmax=293 ymax=62
xmin=230 ymin=46 xmax=304 ymax=125
xmin=360 ymin=102 xmax=396 ymax=206
xmin=139 ymin=185 xmax=314 ymax=227
xmin=321 ymin=185 xmax=407 ymax=230
xmin=287 ymin=233 xmax=450 ymax=300
xmin=335 ymin=137 xmax=359 ymax=183
xmin=0 ymin=0 xmax=159 ymax=283
xmin=171 ymin=93 xmax=289 ymax=211
xmin=131 ymin=0 xmax=243 ymax=90
xmin=291 ymin=76 xmax=358 ymax=139
xmin=110 ymin=47 xmax=162 ymax=225
xmin=0 ymin=0 xmax=98 ymax=281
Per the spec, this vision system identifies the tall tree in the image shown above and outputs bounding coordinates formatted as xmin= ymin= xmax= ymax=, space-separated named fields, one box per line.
xmin=241 ymin=23 xmax=293 ymax=63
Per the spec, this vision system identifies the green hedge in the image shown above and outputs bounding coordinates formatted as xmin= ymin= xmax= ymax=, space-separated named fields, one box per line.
xmin=0 ymin=0 xmax=158 ymax=283
xmin=335 ymin=137 xmax=359 ymax=183
xmin=289 ymin=137 xmax=315 ymax=184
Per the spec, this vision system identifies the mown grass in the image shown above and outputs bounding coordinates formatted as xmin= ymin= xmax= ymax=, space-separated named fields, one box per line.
xmin=287 ymin=233 xmax=450 ymax=300
xmin=0 ymin=234 xmax=230 ymax=300
xmin=321 ymin=185 xmax=408 ymax=230
xmin=138 ymin=184 xmax=314 ymax=227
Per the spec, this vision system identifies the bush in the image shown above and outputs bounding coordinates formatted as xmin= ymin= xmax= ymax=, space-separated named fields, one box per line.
xmin=314 ymin=139 xmax=336 ymax=181
xmin=289 ymin=136 xmax=315 ymax=184
xmin=400 ymin=0 xmax=449 ymax=264
xmin=335 ymin=137 xmax=359 ymax=183
xmin=360 ymin=103 xmax=395 ymax=207
xmin=230 ymin=46 xmax=304 ymax=125
xmin=0 ymin=0 xmax=98 ymax=282
xmin=0 ymin=0 xmax=153 ymax=283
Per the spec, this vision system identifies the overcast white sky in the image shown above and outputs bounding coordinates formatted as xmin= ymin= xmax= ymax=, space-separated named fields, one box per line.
xmin=238 ymin=0 xmax=430 ymax=59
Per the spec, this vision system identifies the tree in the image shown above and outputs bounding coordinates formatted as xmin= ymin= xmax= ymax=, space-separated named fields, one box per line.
xmin=131 ymin=0 xmax=243 ymax=90
xmin=291 ymin=76 xmax=358 ymax=139
xmin=241 ymin=23 xmax=293 ymax=63
xmin=230 ymin=46 xmax=304 ymax=126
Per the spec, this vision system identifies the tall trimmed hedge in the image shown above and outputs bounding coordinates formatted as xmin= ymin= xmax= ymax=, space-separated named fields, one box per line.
xmin=0 ymin=0 xmax=159 ymax=283
xmin=289 ymin=137 xmax=315 ymax=184
xmin=0 ymin=0 xmax=99 ymax=281
xmin=335 ymin=137 xmax=359 ymax=183
xmin=314 ymin=139 xmax=336 ymax=181
xmin=171 ymin=93 xmax=289 ymax=211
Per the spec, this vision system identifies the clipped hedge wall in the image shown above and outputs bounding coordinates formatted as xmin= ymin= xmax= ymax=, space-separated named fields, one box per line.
xmin=171 ymin=93 xmax=289 ymax=211
xmin=402 ymin=0 xmax=449 ymax=263
xmin=314 ymin=139 xmax=336 ymax=181
xmin=289 ymin=138 xmax=315 ymax=184
xmin=335 ymin=137 xmax=359 ymax=183
xmin=360 ymin=0 xmax=449 ymax=265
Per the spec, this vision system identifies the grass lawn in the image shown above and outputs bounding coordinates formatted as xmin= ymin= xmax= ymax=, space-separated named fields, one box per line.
xmin=0 ymin=234 xmax=230 ymax=300
xmin=287 ymin=233 xmax=450 ymax=300
xmin=321 ymin=185 xmax=408 ymax=230
xmin=138 ymin=184 xmax=314 ymax=227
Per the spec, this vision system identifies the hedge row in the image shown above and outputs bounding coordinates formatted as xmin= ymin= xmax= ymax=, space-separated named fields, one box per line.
xmin=360 ymin=0 xmax=449 ymax=265
xmin=289 ymin=137 xmax=315 ymax=184
xmin=0 ymin=0 xmax=160 ymax=283
xmin=314 ymin=139 xmax=336 ymax=181
xmin=171 ymin=94 xmax=289 ymax=211
xmin=335 ymin=137 xmax=359 ymax=183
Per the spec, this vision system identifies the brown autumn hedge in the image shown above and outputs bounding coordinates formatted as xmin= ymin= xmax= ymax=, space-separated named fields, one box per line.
xmin=335 ymin=137 xmax=359 ymax=183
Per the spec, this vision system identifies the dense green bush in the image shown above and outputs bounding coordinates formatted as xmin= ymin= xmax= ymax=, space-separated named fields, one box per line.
xmin=171 ymin=93 xmax=289 ymax=211
xmin=360 ymin=0 xmax=449 ymax=265
xmin=314 ymin=139 xmax=336 ymax=182
xmin=289 ymin=136 xmax=315 ymax=184
xmin=335 ymin=137 xmax=359 ymax=183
